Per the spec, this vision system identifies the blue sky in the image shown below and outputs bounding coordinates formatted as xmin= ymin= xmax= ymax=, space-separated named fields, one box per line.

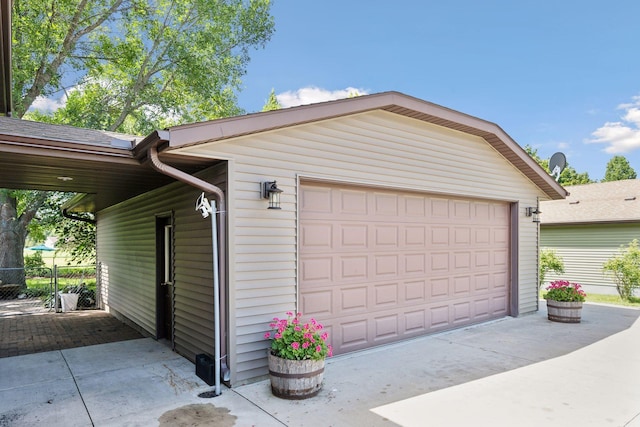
xmin=237 ymin=1 xmax=640 ymax=181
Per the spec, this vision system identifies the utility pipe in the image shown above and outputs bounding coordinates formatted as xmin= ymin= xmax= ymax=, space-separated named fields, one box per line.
xmin=149 ymin=139 xmax=227 ymax=396
xmin=62 ymin=208 xmax=97 ymax=225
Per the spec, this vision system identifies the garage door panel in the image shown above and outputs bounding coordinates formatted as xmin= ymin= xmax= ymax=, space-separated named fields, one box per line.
xmin=340 ymin=224 xmax=368 ymax=249
xmin=300 ymin=183 xmax=511 ymax=356
xmin=405 ymin=279 xmax=427 ymax=301
xmin=300 ymin=256 xmax=332 ymax=283
xmin=340 ymin=256 xmax=368 ymax=281
xmin=300 ymin=290 xmax=333 ymax=317
xmin=374 ymin=282 xmax=400 ymax=307
xmin=301 ymin=222 xmax=333 ymax=250
xmin=405 ymin=310 xmax=427 ymax=333
xmin=373 ymin=314 xmax=400 ymax=341
xmin=374 ymin=254 xmax=399 ymax=277
xmin=404 ymin=253 xmax=426 ymax=274
xmin=374 ymin=225 xmax=400 ymax=247
xmin=341 ymin=286 xmax=368 ymax=313
xmin=406 ymin=226 xmax=427 ymax=246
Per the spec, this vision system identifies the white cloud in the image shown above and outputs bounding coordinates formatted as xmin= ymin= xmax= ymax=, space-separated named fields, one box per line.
xmin=277 ymin=86 xmax=369 ymax=108
xmin=587 ymin=95 xmax=640 ymax=153
xmin=30 ymin=95 xmax=66 ymax=113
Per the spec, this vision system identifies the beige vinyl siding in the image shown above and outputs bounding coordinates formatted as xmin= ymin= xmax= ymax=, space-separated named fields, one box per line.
xmin=174 ymin=110 xmax=546 ymax=385
xmin=541 ymin=223 xmax=640 ymax=295
xmin=97 ymin=165 xmax=225 ymax=361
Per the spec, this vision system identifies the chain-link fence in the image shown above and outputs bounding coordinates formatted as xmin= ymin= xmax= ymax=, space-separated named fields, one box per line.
xmin=55 ymin=265 xmax=99 ymax=311
xmin=0 ymin=265 xmax=98 ymax=316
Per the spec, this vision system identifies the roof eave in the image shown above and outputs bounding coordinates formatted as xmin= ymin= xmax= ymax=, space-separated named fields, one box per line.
xmin=166 ymin=91 xmax=567 ymax=200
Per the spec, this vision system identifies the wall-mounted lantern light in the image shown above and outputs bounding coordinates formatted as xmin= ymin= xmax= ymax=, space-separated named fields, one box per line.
xmin=262 ymin=181 xmax=283 ymax=209
xmin=525 ymin=207 xmax=541 ymax=223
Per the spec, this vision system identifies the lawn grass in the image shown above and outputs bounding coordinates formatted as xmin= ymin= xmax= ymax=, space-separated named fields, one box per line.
xmin=540 ymin=291 xmax=640 ymax=308
xmin=585 ymin=293 xmax=640 ymax=308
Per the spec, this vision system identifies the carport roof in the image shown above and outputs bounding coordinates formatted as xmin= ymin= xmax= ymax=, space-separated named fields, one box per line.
xmin=0 ymin=117 xmax=212 ymax=211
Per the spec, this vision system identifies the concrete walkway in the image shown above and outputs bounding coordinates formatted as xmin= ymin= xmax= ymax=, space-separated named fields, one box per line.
xmin=1 ymin=303 xmax=639 ymax=426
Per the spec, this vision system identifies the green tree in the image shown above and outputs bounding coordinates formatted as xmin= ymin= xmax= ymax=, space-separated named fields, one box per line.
xmin=262 ymin=88 xmax=281 ymax=112
xmin=15 ymin=0 xmax=275 ymax=134
xmin=603 ymin=239 xmax=640 ymax=301
xmin=602 ymin=155 xmax=637 ymax=182
xmin=524 ymin=146 xmax=593 ymax=186
xmin=4 ymin=0 xmax=274 ymax=272
xmin=539 ymin=249 xmax=565 ymax=289
xmin=54 ymin=213 xmax=96 ymax=264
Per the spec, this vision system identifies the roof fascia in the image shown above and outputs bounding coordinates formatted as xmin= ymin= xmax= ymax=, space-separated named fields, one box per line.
xmin=0 ymin=132 xmax=139 ymax=164
xmin=166 ymin=91 xmax=567 ymax=200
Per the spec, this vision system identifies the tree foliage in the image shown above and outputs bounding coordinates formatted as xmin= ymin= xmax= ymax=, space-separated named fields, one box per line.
xmin=54 ymin=214 xmax=96 ymax=264
xmin=261 ymin=88 xmax=281 ymax=112
xmin=539 ymin=249 xmax=565 ymax=289
xmin=5 ymin=0 xmax=275 ymax=271
xmin=524 ymin=146 xmax=593 ymax=186
xmin=15 ymin=0 xmax=275 ymax=134
xmin=602 ymin=155 xmax=637 ymax=182
xmin=603 ymin=239 xmax=640 ymax=301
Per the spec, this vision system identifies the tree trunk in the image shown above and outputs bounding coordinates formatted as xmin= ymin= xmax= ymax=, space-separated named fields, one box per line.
xmin=0 ymin=191 xmax=27 ymax=286
xmin=0 ymin=190 xmax=49 ymax=287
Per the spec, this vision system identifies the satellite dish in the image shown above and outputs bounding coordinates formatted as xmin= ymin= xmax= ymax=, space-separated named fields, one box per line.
xmin=549 ymin=152 xmax=566 ymax=181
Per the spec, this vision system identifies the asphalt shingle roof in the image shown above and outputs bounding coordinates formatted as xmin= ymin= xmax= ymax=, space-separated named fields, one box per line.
xmin=541 ymin=179 xmax=640 ymax=224
xmin=0 ymin=116 xmax=140 ymax=148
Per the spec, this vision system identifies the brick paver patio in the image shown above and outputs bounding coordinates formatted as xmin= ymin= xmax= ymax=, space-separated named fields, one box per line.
xmin=0 ymin=310 xmax=144 ymax=358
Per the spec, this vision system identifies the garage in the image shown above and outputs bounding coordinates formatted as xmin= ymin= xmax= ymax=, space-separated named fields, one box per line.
xmin=300 ymin=181 xmax=511 ymax=354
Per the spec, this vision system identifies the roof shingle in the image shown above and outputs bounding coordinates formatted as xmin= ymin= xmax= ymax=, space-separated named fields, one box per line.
xmin=541 ymin=179 xmax=640 ymax=224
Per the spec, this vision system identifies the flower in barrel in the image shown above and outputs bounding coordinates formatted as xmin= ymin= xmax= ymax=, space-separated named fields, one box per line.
xmin=265 ymin=312 xmax=333 ymax=360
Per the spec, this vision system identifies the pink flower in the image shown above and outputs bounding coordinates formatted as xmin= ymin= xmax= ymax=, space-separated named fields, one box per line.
xmin=275 ymin=333 xmax=282 ymax=339
xmin=264 ymin=332 xmax=271 ymax=339
xmin=286 ymin=311 xmax=293 ymax=316
xmin=294 ymin=325 xmax=301 ymax=332
xmin=302 ymin=342 xmax=310 ymax=349
xmin=321 ymin=332 xmax=328 ymax=341
xmin=315 ymin=345 xmax=322 ymax=353
xmin=291 ymin=342 xmax=300 ymax=350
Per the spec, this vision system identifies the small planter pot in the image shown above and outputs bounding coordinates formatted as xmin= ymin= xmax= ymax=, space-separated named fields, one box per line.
xmin=268 ymin=353 xmax=325 ymax=399
xmin=546 ymin=300 xmax=583 ymax=323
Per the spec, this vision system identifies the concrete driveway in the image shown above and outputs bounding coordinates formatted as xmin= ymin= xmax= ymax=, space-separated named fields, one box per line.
xmin=1 ymin=303 xmax=639 ymax=426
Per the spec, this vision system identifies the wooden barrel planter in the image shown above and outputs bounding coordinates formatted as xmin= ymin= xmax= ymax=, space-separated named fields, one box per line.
xmin=268 ymin=353 xmax=325 ymax=399
xmin=547 ymin=300 xmax=583 ymax=323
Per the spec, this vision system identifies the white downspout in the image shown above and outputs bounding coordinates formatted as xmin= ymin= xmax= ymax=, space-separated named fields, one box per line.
xmin=148 ymin=138 xmax=227 ymax=396
xmin=209 ymin=198 xmax=221 ymax=396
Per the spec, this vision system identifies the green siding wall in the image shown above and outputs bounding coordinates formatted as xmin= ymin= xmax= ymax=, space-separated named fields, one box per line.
xmin=540 ymin=223 xmax=640 ymax=295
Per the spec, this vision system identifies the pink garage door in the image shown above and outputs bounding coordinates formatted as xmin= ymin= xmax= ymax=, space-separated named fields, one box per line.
xmin=299 ymin=182 xmax=510 ymax=355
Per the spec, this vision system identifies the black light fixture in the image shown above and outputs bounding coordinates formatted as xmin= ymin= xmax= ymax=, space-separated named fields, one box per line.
xmin=262 ymin=181 xmax=283 ymax=209
xmin=525 ymin=207 xmax=541 ymax=223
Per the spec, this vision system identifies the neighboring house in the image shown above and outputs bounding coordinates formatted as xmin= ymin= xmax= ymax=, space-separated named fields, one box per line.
xmin=540 ymin=179 xmax=640 ymax=295
xmin=0 ymin=92 xmax=566 ymax=385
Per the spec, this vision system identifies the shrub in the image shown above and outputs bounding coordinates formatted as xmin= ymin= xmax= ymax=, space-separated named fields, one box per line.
xmin=24 ymin=252 xmax=45 ymax=269
xmin=539 ymin=249 xmax=565 ymax=289
xmin=603 ymin=239 xmax=640 ymax=301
